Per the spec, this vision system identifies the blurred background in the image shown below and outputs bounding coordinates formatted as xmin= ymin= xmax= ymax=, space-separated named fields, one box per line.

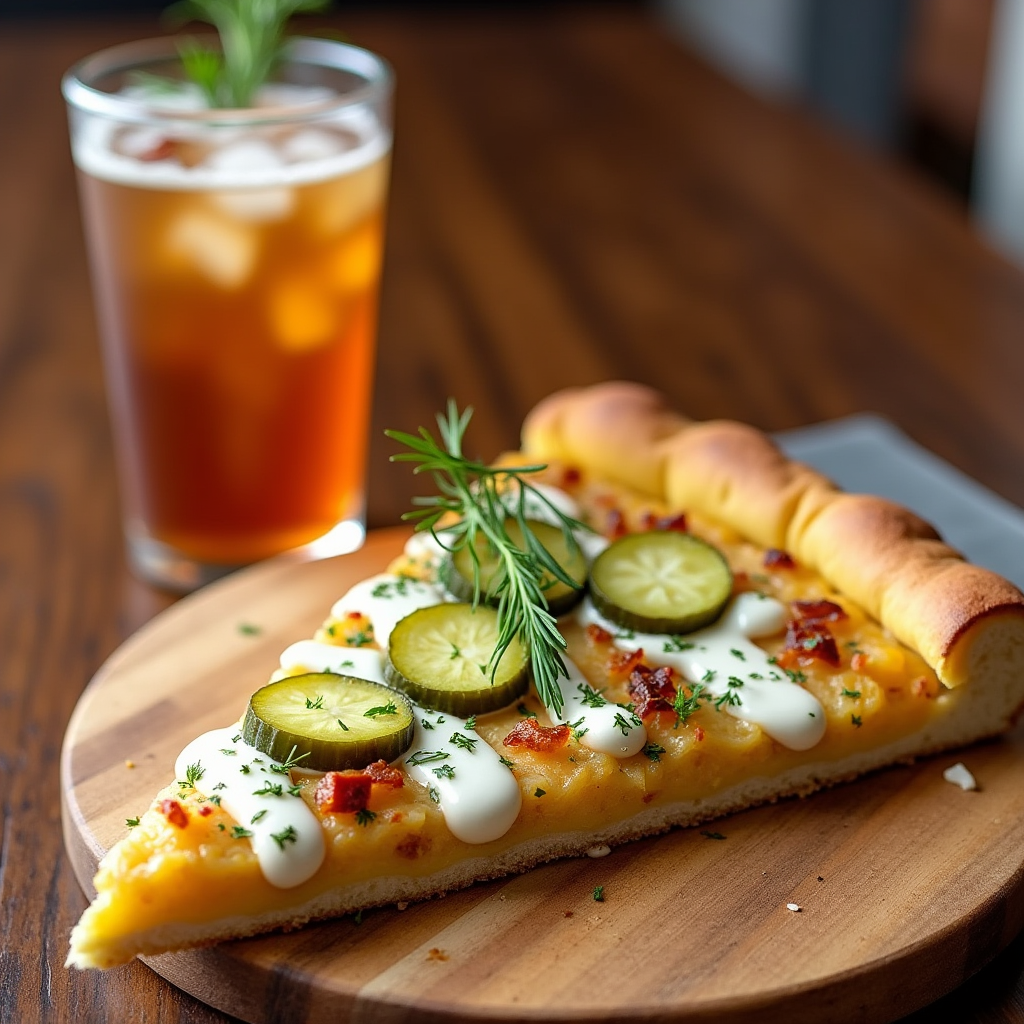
xmin=6 ymin=0 xmax=1020 ymax=264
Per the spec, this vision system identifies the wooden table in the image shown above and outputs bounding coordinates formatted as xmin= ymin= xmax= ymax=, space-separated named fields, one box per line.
xmin=5 ymin=6 xmax=1024 ymax=1022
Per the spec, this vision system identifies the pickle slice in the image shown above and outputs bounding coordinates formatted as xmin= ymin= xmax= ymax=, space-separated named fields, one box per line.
xmin=243 ymin=673 xmax=415 ymax=771
xmin=590 ymin=532 xmax=732 ymax=634
xmin=444 ymin=519 xmax=587 ymax=616
xmin=385 ymin=603 xmax=530 ymax=715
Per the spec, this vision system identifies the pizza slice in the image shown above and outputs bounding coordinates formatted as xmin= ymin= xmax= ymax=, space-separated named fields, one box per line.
xmin=66 ymin=382 xmax=1024 ymax=969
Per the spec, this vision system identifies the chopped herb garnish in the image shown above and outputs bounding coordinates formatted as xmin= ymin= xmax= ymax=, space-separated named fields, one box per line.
xmin=727 ymin=676 xmax=745 ymax=689
xmin=287 ymin=783 xmax=303 ymax=797
xmin=428 ymin=786 xmax=441 ymax=804
xmin=674 ymin=682 xmax=705 ymax=727
xmin=372 ymin=578 xmax=410 ymax=599
xmin=841 ymin=688 xmax=862 ymax=699
xmin=784 ymin=667 xmax=807 ymax=683
xmin=251 ymin=809 xmax=267 ymax=824
xmin=576 ymin=682 xmax=606 ymax=709
xmin=231 ymin=825 xmax=254 ymax=839
xmin=534 ymin=787 xmax=546 ymax=797
xmin=125 ymin=816 xmax=140 ymax=828
xmin=612 ymin=712 xmax=636 ymax=736
xmin=432 ymin=764 xmax=456 ymax=779
xmin=239 ymin=763 xmax=251 ymax=774
xmin=449 ymin=732 xmax=477 ymax=752
xmin=219 ymin=748 xmax=237 ymax=756
xmin=663 ymin=636 xmax=695 ymax=653
xmin=237 ymin=622 xmax=262 ymax=636
xmin=701 ymin=669 xmax=716 ymax=683
xmin=355 ymin=808 xmax=377 ymax=826
xmin=231 ymin=733 xmax=242 ymax=743
xmin=714 ymin=690 xmax=742 ymax=709
xmin=183 ymin=762 xmax=205 ymax=787
xmin=347 ymin=630 xmax=374 ymax=648
xmin=730 ymin=648 xmax=746 ymax=660
xmin=253 ymin=782 xmax=284 ymax=797
xmin=306 ymin=695 xmax=324 ymax=710
xmin=270 ymin=825 xmax=299 ymax=850
xmin=449 ymin=643 xmax=461 ymax=660
xmin=464 ymin=715 xmax=477 ymax=730
xmin=209 ymin=795 xmax=222 ymax=807
xmin=517 ymin=703 xmax=537 ymax=719
xmin=352 ymin=909 xmax=364 ymax=926
xmin=592 ymin=885 xmax=605 ymax=902
xmin=643 ymin=742 xmax=666 ymax=762
xmin=700 ymin=830 xmax=726 ymax=840
xmin=407 ymin=750 xmax=448 ymax=766
xmin=338 ymin=719 xmax=349 ymax=731
xmin=364 ymin=702 xmax=399 ymax=718
xmin=499 ymin=755 xmax=515 ymax=769
xmin=269 ymin=746 xmax=312 ymax=773
xmin=851 ymin=714 xmax=863 ymax=727
xmin=421 ymin=717 xmax=434 ymax=730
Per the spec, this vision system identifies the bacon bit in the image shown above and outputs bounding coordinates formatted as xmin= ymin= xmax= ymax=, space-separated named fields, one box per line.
xmin=607 ymin=646 xmax=645 ymax=677
xmin=605 ymin=508 xmax=628 ymax=539
xmin=693 ymin=726 xmax=705 ymax=742
xmin=364 ymin=760 xmax=404 ymax=788
xmin=765 ymin=549 xmax=796 ymax=570
xmin=780 ymin=620 xmax=840 ymax=668
xmin=628 ymin=664 xmax=677 ymax=718
xmin=586 ymin=623 xmax=613 ymax=646
xmin=503 ymin=717 xmax=571 ymax=752
xmin=850 ymin=652 xmax=869 ymax=672
xmin=561 ymin=466 xmax=582 ymax=487
xmin=136 ymin=138 xmax=177 ymax=162
xmin=198 ymin=805 xmax=213 ymax=817
xmin=640 ymin=509 xmax=689 ymax=532
xmin=315 ymin=772 xmax=372 ymax=813
xmin=159 ymin=799 xmax=189 ymax=829
xmin=346 ymin=610 xmax=365 ymax=620
xmin=731 ymin=570 xmax=754 ymax=594
xmin=792 ymin=599 xmax=847 ymax=624
xmin=911 ymin=676 xmax=937 ymax=698
xmin=564 ymin=910 xmax=574 ymax=918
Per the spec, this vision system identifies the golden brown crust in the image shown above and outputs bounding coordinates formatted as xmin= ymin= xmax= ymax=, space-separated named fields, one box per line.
xmin=521 ymin=381 xmax=1024 ymax=685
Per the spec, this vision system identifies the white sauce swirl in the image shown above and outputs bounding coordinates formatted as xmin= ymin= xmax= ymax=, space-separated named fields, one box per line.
xmin=552 ymin=658 xmax=647 ymax=757
xmin=330 ymin=573 xmax=446 ymax=648
xmin=175 ymin=728 xmax=325 ymax=888
xmin=579 ymin=592 xmax=826 ymax=751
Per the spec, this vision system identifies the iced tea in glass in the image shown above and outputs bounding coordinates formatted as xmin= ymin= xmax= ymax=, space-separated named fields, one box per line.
xmin=63 ymin=38 xmax=390 ymax=590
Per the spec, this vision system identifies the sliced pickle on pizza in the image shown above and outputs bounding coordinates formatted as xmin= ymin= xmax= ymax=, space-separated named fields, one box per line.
xmin=385 ymin=603 xmax=530 ymax=715
xmin=243 ymin=673 xmax=415 ymax=771
xmin=590 ymin=532 xmax=732 ymax=634
xmin=443 ymin=519 xmax=587 ymax=616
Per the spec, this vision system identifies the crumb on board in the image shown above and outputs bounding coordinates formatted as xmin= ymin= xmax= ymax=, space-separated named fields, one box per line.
xmin=786 ymin=903 xmax=801 ymax=913
xmin=396 ymin=902 xmax=408 ymax=911
xmin=564 ymin=910 xmax=574 ymax=918
xmin=943 ymin=762 xmax=978 ymax=791
xmin=124 ymin=760 xmax=135 ymax=769
xmin=585 ymin=844 xmax=611 ymax=859
xmin=427 ymin=948 xmax=449 ymax=962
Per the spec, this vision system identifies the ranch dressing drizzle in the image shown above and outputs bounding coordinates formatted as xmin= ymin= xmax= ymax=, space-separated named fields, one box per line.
xmin=552 ymin=657 xmax=647 ymax=757
xmin=330 ymin=573 xmax=446 ymax=648
xmin=283 ymin=590 xmax=522 ymax=843
xmin=579 ymin=593 xmax=827 ymax=751
xmin=174 ymin=727 xmax=325 ymax=888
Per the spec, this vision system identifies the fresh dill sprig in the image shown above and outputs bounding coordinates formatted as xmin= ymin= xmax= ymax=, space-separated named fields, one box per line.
xmin=386 ymin=402 xmax=588 ymax=717
xmin=166 ymin=0 xmax=330 ymax=108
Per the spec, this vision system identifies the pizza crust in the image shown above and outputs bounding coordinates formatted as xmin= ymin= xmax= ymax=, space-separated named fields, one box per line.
xmin=522 ymin=381 xmax=1024 ymax=694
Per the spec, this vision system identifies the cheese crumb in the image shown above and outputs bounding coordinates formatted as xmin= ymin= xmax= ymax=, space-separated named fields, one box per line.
xmin=786 ymin=903 xmax=801 ymax=912
xmin=943 ymin=762 xmax=978 ymax=791
xmin=125 ymin=760 xmax=135 ymax=769
xmin=586 ymin=844 xmax=612 ymax=858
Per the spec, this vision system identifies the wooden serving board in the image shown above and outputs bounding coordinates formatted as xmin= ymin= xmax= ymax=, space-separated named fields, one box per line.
xmin=62 ymin=529 xmax=1024 ymax=1024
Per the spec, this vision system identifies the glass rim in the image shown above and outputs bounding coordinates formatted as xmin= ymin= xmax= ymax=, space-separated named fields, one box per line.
xmin=62 ymin=35 xmax=392 ymax=127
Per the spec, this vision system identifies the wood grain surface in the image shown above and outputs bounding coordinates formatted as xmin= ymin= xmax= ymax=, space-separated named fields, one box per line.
xmin=8 ymin=6 xmax=1024 ymax=1023
xmin=60 ymin=529 xmax=1024 ymax=1024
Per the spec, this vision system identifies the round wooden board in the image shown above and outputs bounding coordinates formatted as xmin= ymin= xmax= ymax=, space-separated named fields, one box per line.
xmin=62 ymin=528 xmax=1024 ymax=1024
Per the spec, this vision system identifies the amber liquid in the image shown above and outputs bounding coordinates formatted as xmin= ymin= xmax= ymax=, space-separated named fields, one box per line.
xmin=80 ymin=150 xmax=387 ymax=565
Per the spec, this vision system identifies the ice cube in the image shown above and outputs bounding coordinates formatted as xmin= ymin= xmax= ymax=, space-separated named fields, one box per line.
xmin=328 ymin=224 xmax=382 ymax=292
xmin=268 ymin=278 xmax=338 ymax=352
xmin=164 ymin=207 xmax=258 ymax=289
xmin=308 ymin=158 xmax=388 ymax=236
xmin=281 ymin=128 xmax=345 ymax=164
xmin=204 ymin=139 xmax=296 ymax=222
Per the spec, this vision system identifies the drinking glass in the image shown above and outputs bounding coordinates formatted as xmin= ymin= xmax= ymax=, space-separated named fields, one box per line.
xmin=63 ymin=37 xmax=391 ymax=591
